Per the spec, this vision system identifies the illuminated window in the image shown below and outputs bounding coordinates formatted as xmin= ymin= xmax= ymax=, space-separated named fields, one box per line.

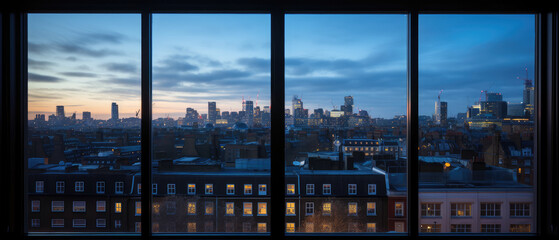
xmin=135 ymin=201 xmax=141 ymax=216
xmin=286 ymin=222 xmax=295 ymax=232
xmin=421 ymin=203 xmax=441 ymax=217
xmin=244 ymin=184 xmax=252 ymax=195
xmin=75 ymin=181 xmax=84 ymax=192
xmin=205 ymin=184 xmax=213 ymax=194
xmin=306 ymin=184 xmax=314 ymax=195
xmin=115 ymin=202 xmax=122 ymax=213
xmin=451 ymin=203 xmax=472 ymax=217
xmin=187 ymin=222 xmax=196 ymax=232
xmin=31 ymin=200 xmax=40 ymax=212
xmin=257 ymin=223 xmax=267 ymax=232
xmin=153 ymin=203 xmax=160 ymax=215
xmin=243 ymin=202 xmax=253 ymax=216
xmin=96 ymin=181 xmax=105 ymax=194
xmin=323 ymin=184 xmax=331 ymax=195
xmin=226 ymin=202 xmax=234 ymax=216
xmin=395 ymin=202 xmax=404 ymax=216
xmin=306 ymin=202 xmax=314 ymax=215
xmin=367 ymin=223 xmax=376 ymax=233
xmin=258 ymin=184 xmax=267 ymax=195
xmin=510 ymin=224 xmax=531 ymax=232
xmin=115 ymin=181 xmax=124 ymax=194
xmin=258 ymin=202 xmax=267 ymax=216
xmin=35 ymin=181 xmax=44 ymax=193
xmin=56 ymin=181 xmax=65 ymax=193
xmin=188 ymin=184 xmax=196 ymax=195
xmin=227 ymin=184 xmax=235 ymax=195
xmin=367 ymin=202 xmax=376 ymax=216
xmin=286 ymin=202 xmax=296 ymax=216
xmin=51 ymin=201 xmax=64 ymax=212
xmin=368 ymin=184 xmax=376 ymax=195
xmin=205 ymin=201 xmax=214 ymax=215
xmin=188 ymin=202 xmax=196 ymax=215
xmin=167 ymin=183 xmax=176 ymax=195
xmin=287 ymin=184 xmax=295 ymax=194
xmin=420 ymin=224 xmax=441 ymax=233
xmin=96 ymin=201 xmax=106 ymax=212
xmin=323 ymin=202 xmax=332 ymax=215
xmin=348 ymin=202 xmax=357 ymax=216
xmin=348 ymin=184 xmax=357 ymax=195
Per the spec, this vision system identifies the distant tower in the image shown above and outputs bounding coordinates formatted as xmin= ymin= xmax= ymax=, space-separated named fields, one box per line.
xmin=111 ymin=102 xmax=119 ymax=120
xmin=243 ymin=100 xmax=254 ymax=126
xmin=56 ymin=105 xmax=65 ymax=119
xmin=208 ymin=102 xmax=217 ymax=124
xmin=83 ymin=111 xmax=92 ymax=120
xmin=523 ymin=78 xmax=534 ymax=117
xmin=435 ymin=101 xmax=448 ymax=125
xmin=344 ymin=96 xmax=354 ymax=116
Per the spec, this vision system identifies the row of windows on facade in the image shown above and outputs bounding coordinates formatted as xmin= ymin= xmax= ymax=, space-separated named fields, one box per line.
xmin=420 ymin=202 xmax=531 ymax=217
xmin=35 ymin=181 xmax=377 ymax=196
xmin=419 ymin=223 xmax=532 ymax=233
xmin=31 ymin=200 xmax=391 ymax=217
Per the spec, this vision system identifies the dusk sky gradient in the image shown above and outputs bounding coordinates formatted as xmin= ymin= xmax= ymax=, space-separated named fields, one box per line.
xmin=27 ymin=14 xmax=534 ymax=120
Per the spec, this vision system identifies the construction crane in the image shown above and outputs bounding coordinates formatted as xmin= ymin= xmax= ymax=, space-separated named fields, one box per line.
xmin=438 ymin=89 xmax=444 ymax=102
xmin=135 ymin=109 xmax=140 ymax=118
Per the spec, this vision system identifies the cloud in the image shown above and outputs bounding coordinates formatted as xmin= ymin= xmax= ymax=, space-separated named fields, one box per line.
xmin=28 ymin=42 xmax=50 ymax=54
xmin=78 ymin=32 xmax=126 ymax=45
xmin=59 ymin=72 xmax=98 ymax=78
xmin=237 ymin=57 xmax=270 ymax=73
xmin=102 ymin=77 xmax=140 ymax=86
xmin=28 ymin=59 xmax=55 ymax=69
xmin=102 ymin=62 xmax=138 ymax=73
xmin=28 ymin=73 xmax=64 ymax=82
xmin=55 ymin=43 xmax=120 ymax=57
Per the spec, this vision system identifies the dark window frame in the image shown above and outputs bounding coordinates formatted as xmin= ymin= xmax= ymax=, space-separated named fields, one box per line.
xmin=2 ymin=1 xmax=558 ymax=240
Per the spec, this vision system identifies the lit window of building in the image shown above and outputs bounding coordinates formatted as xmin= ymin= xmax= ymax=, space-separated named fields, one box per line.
xmin=205 ymin=184 xmax=213 ymax=194
xmin=115 ymin=202 xmax=122 ymax=213
xmin=348 ymin=202 xmax=358 ymax=216
xmin=243 ymin=202 xmax=253 ymax=216
xmin=187 ymin=183 xmax=196 ymax=195
xmin=367 ymin=202 xmax=376 ymax=216
xmin=323 ymin=202 xmax=332 ymax=215
xmin=421 ymin=203 xmax=441 ymax=216
xmin=258 ymin=202 xmax=267 ymax=216
xmin=286 ymin=222 xmax=295 ymax=232
xmin=258 ymin=184 xmax=266 ymax=195
xmin=135 ymin=201 xmax=141 ymax=216
xmin=226 ymin=202 xmax=234 ymax=216
xmin=286 ymin=202 xmax=296 ymax=216
xmin=287 ymin=184 xmax=295 ymax=194
xmin=451 ymin=203 xmax=472 ymax=217
xmin=305 ymin=222 xmax=314 ymax=232
xmin=205 ymin=201 xmax=214 ymax=215
xmin=395 ymin=202 xmax=404 ymax=216
xmin=188 ymin=202 xmax=196 ymax=215
xmin=510 ymin=224 xmax=531 ymax=232
xmin=257 ymin=223 xmax=267 ymax=232
xmin=367 ymin=223 xmax=377 ymax=233
xmin=187 ymin=222 xmax=196 ymax=232
xmin=227 ymin=184 xmax=235 ymax=195
xmin=244 ymin=184 xmax=252 ymax=195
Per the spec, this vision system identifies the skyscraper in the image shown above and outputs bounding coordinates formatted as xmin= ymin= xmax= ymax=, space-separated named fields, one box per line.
xmin=111 ymin=102 xmax=119 ymax=120
xmin=243 ymin=100 xmax=254 ymax=126
xmin=208 ymin=102 xmax=217 ymax=124
xmin=56 ymin=105 xmax=65 ymax=119
xmin=83 ymin=111 xmax=92 ymax=120
xmin=344 ymin=96 xmax=354 ymax=116
xmin=292 ymin=95 xmax=306 ymax=126
xmin=523 ymin=79 xmax=534 ymax=117
xmin=435 ymin=101 xmax=448 ymax=125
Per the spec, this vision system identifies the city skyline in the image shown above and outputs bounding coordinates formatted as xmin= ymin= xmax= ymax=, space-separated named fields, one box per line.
xmin=28 ymin=14 xmax=534 ymax=120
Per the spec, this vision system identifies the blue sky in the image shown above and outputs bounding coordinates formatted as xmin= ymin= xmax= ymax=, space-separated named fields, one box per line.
xmin=28 ymin=14 xmax=534 ymax=120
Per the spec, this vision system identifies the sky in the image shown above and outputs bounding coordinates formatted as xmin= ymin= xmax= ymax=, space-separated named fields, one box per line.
xmin=27 ymin=14 xmax=534 ymax=120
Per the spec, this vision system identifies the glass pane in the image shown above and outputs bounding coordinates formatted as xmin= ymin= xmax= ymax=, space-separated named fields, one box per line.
xmin=27 ymin=14 xmax=141 ymax=233
xmin=418 ymin=14 xmax=535 ymax=233
xmin=152 ymin=14 xmax=271 ymax=234
xmin=285 ymin=14 xmax=408 ymax=233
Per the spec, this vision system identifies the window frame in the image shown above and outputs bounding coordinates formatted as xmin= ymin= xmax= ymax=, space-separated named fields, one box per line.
xmin=5 ymin=1 xmax=557 ymax=239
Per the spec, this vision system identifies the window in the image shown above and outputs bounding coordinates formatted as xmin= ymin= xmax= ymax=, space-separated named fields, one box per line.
xmin=323 ymin=202 xmax=332 ymax=216
xmin=286 ymin=222 xmax=295 ymax=232
xmin=451 ymin=203 xmax=472 ymax=217
xmin=323 ymin=184 xmax=331 ymax=195
xmin=243 ymin=202 xmax=252 ymax=216
xmin=205 ymin=184 xmax=213 ymax=195
xmin=227 ymin=184 xmax=235 ymax=195
xmin=135 ymin=201 xmax=141 ymax=216
xmin=258 ymin=184 xmax=267 ymax=195
xmin=31 ymin=200 xmax=40 ymax=212
xmin=73 ymin=201 xmax=86 ymax=212
xmin=451 ymin=224 xmax=472 ymax=233
xmin=137 ymin=183 xmax=141 ymax=194
xmin=135 ymin=222 xmax=141 ymax=233
xmin=35 ymin=181 xmax=44 ymax=193
xmin=96 ymin=201 xmax=106 ymax=212
xmin=258 ymin=202 xmax=267 ymax=216
xmin=510 ymin=203 xmax=530 ymax=217
xmin=257 ymin=223 xmax=267 ymax=233
xmin=348 ymin=202 xmax=358 ymax=216
xmin=114 ymin=220 xmax=122 ymax=229
xmin=242 ymin=222 xmax=251 ymax=232
xmin=368 ymin=184 xmax=376 ymax=195
xmin=244 ymin=184 xmax=252 ymax=195
xmin=187 ymin=222 xmax=196 ymax=232
xmin=31 ymin=219 xmax=40 ymax=228
xmin=322 ymin=223 xmax=332 ymax=232
xmin=480 ymin=203 xmax=501 ymax=217
xmin=115 ymin=202 xmax=122 ymax=213
xmin=421 ymin=203 xmax=441 ymax=217
xmin=55 ymin=181 xmax=65 ymax=193
xmin=286 ymin=202 xmax=296 ymax=216
xmin=287 ymin=184 xmax=295 ymax=195
xmin=51 ymin=219 xmax=64 ymax=228
xmin=153 ymin=203 xmax=160 ymax=215
xmin=226 ymin=202 xmax=234 ymax=216
xmin=510 ymin=224 xmax=531 ymax=232
xmin=366 ymin=223 xmax=376 ymax=233
xmin=420 ymin=224 xmax=441 ymax=233
xmin=96 ymin=181 xmax=105 ymax=194
xmin=115 ymin=182 xmax=124 ymax=194
xmin=152 ymin=184 xmax=157 ymax=194
xmin=188 ymin=184 xmax=196 ymax=195
xmin=73 ymin=219 xmax=86 ymax=228
xmin=167 ymin=184 xmax=175 ymax=195
xmin=481 ymin=224 xmax=501 ymax=233
xmin=96 ymin=219 xmax=107 ymax=228
xmin=306 ymin=184 xmax=314 ymax=195
xmin=348 ymin=184 xmax=357 ymax=195
xmin=395 ymin=202 xmax=404 ymax=216
xmin=75 ymin=181 xmax=84 ymax=192
xmin=305 ymin=202 xmax=314 ymax=215
xmin=367 ymin=202 xmax=376 ymax=216
xmin=188 ymin=202 xmax=196 ymax=215
xmin=51 ymin=201 xmax=64 ymax=212
xmin=205 ymin=201 xmax=214 ymax=215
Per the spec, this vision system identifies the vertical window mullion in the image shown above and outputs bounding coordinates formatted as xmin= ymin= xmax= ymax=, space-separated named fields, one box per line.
xmin=270 ymin=9 xmax=285 ymax=239
xmin=407 ymin=10 xmax=419 ymax=237
xmin=140 ymin=10 xmax=152 ymax=239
